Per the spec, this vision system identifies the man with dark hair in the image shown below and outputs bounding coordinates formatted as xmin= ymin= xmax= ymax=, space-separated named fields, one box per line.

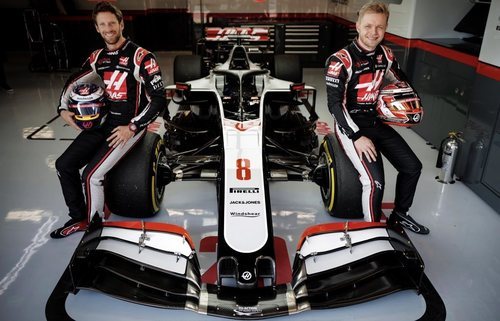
xmin=51 ymin=1 xmax=167 ymax=238
xmin=92 ymin=0 xmax=123 ymax=27
xmin=325 ymin=1 xmax=429 ymax=234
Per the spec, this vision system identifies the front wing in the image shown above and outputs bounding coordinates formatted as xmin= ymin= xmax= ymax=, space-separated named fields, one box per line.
xmin=46 ymin=219 xmax=445 ymax=320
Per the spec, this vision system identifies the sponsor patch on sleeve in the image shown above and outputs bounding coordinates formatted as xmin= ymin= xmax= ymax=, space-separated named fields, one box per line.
xmin=327 ymin=61 xmax=342 ymax=78
xmin=333 ymin=49 xmax=352 ymax=69
xmin=134 ymin=48 xmax=148 ymax=66
xmin=150 ymin=74 xmax=164 ymax=90
xmin=382 ymin=45 xmax=394 ymax=61
xmin=144 ymin=58 xmax=160 ymax=75
xmin=89 ymin=49 xmax=102 ymax=65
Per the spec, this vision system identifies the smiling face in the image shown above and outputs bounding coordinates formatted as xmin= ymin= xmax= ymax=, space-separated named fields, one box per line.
xmin=356 ymin=12 xmax=387 ymax=51
xmin=94 ymin=11 xmax=125 ymax=50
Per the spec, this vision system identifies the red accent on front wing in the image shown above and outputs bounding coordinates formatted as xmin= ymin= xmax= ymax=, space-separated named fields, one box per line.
xmin=201 ymin=262 xmax=218 ymax=284
xmin=274 ymin=237 xmax=292 ymax=284
xmin=296 ymin=221 xmax=387 ymax=250
xmin=199 ymin=235 xmax=218 ymax=252
xmin=103 ymin=221 xmax=196 ymax=249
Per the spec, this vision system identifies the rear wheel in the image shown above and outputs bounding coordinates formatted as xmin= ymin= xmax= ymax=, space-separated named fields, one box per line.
xmin=174 ymin=55 xmax=203 ymax=83
xmin=319 ymin=133 xmax=363 ymax=218
xmin=273 ymin=54 xmax=302 ymax=83
xmin=106 ymin=132 xmax=166 ymax=218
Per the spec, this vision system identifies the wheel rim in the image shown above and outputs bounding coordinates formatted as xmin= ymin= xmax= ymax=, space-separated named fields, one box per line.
xmin=319 ymin=142 xmax=336 ymax=212
xmin=151 ymin=141 xmax=166 ymax=212
xmin=319 ymin=152 xmax=331 ymax=200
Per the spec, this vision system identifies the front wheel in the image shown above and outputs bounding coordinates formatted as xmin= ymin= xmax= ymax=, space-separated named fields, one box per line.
xmin=318 ymin=133 xmax=363 ymax=218
xmin=105 ymin=132 xmax=166 ymax=218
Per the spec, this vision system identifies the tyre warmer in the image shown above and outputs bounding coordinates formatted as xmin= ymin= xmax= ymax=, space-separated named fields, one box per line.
xmin=46 ymin=217 xmax=445 ymax=320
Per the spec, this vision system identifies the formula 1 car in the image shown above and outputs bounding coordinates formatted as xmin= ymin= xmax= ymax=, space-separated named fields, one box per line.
xmin=46 ymin=38 xmax=445 ymax=320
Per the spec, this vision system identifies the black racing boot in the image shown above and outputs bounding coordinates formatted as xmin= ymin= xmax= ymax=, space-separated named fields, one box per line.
xmin=389 ymin=211 xmax=430 ymax=235
xmin=50 ymin=218 xmax=88 ymax=239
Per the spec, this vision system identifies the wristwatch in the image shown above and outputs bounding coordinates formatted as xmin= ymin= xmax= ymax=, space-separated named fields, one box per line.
xmin=128 ymin=122 xmax=138 ymax=133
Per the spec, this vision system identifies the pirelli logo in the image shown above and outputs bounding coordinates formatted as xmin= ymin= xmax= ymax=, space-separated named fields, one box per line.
xmin=229 ymin=187 xmax=259 ymax=193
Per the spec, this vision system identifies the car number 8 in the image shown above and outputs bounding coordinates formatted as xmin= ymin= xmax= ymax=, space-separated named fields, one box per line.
xmin=236 ymin=158 xmax=251 ymax=180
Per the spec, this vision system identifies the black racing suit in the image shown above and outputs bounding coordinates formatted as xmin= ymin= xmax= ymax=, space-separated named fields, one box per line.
xmin=325 ymin=39 xmax=422 ymax=222
xmin=56 ymin=39 xmax=166 ymax=221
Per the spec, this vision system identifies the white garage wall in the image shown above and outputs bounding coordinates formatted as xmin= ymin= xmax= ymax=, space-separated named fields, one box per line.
xmin=479 ymin=0 xmax=500 ymax=66
xmin=410 ymin=0 xmax=473 ymax=38
xmin=326 ymin=0 xmax=475 ymax=39
xmin=386 ymin=0 xmax=416 ymax=38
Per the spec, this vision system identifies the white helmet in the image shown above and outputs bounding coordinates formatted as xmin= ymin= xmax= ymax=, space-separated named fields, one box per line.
xmin=376 ymin=82 xmax=423 ymax=126
xmin=68 ymin=83 xmax=108 ymax=130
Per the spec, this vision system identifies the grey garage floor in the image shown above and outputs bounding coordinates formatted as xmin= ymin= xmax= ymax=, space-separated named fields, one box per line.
xmin=0 ymin=51 xmax=498 ymax=321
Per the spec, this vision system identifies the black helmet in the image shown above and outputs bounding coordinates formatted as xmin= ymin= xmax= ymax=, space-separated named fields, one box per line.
xmin=68 ymin=83 xmax=107 ymax=130
xmin=376 ymin=82 xmax=423 ymax=127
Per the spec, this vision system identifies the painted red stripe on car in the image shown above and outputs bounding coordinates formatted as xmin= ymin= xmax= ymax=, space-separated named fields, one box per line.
xmin=297 ymin=221 xmax=387 ymax=250
xmin=103 ymin=221 xmax=196 ymax=249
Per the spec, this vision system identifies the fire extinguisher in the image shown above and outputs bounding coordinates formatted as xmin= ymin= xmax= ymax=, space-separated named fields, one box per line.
xmin=436 ymin=131 xmax=462 ymax=184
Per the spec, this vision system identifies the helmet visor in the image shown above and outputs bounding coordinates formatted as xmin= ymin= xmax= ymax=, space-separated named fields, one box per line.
xmin=388 ymin=97 xmax=421 ymax=111
xmin=69 ymin=102 xmax=106 ymax=121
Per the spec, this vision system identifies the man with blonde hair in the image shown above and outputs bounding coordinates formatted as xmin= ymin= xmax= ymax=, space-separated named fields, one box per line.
xmin=325 ymin=1 xmax=429 ymax=234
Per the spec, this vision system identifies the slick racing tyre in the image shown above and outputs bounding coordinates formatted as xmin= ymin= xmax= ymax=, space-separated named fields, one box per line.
xmin=273 ymin=54 xmax=302 ymax=83
xmin=319 ymin=133 xmax=363 ymax=218
xmin=174 ymin=55 xmax=203 ymax=83
xmin=106 ymin=132 xmax=166 ymax=218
